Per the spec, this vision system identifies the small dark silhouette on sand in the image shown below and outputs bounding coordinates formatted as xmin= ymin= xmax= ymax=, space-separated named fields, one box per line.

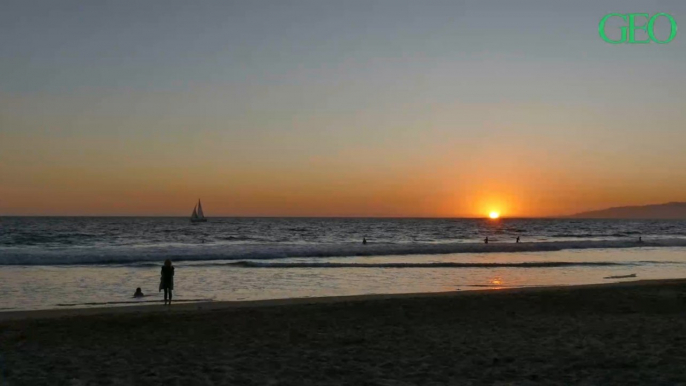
xmin=604 ymin=273 xmax=637 ymax=279
xmin=160 ymin=259 xmax=175 ymax=305
xmin=133 ymin=288 xmax=144 ymax=298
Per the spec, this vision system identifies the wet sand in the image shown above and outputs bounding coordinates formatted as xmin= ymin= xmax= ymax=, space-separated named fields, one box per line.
xmin=3 ymin=279 xmax=686 ymax=385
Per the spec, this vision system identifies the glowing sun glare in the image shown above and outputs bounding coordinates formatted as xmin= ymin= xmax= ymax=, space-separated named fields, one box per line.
xmin=489 ymin=211 xmax=500 ymax=219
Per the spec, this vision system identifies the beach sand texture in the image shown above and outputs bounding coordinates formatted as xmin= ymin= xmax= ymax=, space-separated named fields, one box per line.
xmin=2 ymin=280 xmax=686 ymax=385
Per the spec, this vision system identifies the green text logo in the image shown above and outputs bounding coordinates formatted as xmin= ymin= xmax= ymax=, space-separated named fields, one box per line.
xmin=599 ymin=13 xmax=677 ymax=44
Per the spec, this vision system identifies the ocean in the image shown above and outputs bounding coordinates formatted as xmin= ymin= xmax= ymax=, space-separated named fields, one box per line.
xmin=2 ymin=217 xmax=686 ymax=311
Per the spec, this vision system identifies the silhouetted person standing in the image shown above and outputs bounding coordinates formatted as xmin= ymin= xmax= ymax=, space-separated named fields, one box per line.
xmin=363 ymin=237 xmax=367 ymax=245
xmin=160 ymin=259 xmax=174 ymax=305
xmin=638 ymin=236 xmax=643 ymax=243
xmin=516 ymin=236 xmax=520 ymax=243
xmin=484 ymin=237 xmax=489 ymax=244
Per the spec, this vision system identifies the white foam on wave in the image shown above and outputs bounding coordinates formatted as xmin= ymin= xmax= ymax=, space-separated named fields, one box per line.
xmin=1 ymin=238 xmax=686 ymax=266
xmin=226 ymin=261 xmax=625 ymax=268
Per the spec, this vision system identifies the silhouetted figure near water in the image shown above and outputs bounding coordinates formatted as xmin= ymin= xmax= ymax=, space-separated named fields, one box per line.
xmin=516 ymin=236 xmax=520 ymax=243
xmin=363 ymin=237 xmax=367 ymax=245
xmin=160 ymin=259 xmax=174 ymax=305
xmin=638 ymin=237 xmax=643 ymax=243
xmin=484 ymin=237 xmax=489 ymax=244
xmin=133 ymin=287 xmax=144 ymax=298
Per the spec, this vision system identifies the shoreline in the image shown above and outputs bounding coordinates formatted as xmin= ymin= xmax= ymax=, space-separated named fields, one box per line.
xmin=1 ymin=278 xmax=680 ymax=322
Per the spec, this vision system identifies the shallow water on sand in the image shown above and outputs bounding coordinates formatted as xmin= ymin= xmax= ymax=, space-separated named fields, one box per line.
xmin=1 ymin=247 xmax=686 ymax=311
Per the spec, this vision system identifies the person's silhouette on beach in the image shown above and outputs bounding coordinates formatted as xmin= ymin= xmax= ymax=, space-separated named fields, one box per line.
xmin=160 ymin=259 xmax=175 ymax=305
xmin=133 ymin=287 xmax=144 ymax=298
xmin=638 ymin=236 xmax=643 ymax=243
xmin=484 ymin=237 xmax=489 ymax=244
xmin=363 ymin=237 xmax=367 ymax=245
xmin=516 ymin=236 xmax=520 ymax=243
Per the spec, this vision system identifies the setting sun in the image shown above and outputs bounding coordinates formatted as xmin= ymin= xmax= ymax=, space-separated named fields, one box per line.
xmin=489 ymin=211 xmax=500 ymax=219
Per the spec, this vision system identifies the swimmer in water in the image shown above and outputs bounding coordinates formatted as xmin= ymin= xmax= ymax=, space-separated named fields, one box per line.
xmin=133 ymin=287 xmax=144 ymax=298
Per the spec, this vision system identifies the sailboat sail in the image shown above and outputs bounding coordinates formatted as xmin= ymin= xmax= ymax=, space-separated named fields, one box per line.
xmin=197 ymin=200 xmax=205 ymax=219
xmin=190 ymin=200 xmax=207 ymax=222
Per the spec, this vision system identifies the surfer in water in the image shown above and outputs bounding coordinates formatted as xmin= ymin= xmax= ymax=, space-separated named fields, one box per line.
xmin=484 ymin=237 xmax=489 ymax=244
xmin=160 ymin=259 xmax=175 ymax=305
xmin=133 ymin=287 xmax=144 ymax=298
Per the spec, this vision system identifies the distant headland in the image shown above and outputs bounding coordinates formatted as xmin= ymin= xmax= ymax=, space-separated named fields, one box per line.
xmin=570 ymin=202 xmax=686 ymax=219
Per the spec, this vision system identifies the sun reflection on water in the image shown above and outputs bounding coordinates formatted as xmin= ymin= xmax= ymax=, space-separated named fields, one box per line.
xmin=489 ymin=277 xmax=504 ymax=290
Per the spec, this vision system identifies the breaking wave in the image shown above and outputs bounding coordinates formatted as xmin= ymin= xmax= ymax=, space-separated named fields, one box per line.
xmin=225 ymin=261 xmax=623 ymax=268
xmin=1 ymin=238 xmax=686 ymax=266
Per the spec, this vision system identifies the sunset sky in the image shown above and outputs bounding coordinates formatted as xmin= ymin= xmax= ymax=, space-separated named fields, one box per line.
xmin=1 ymin=0 xmax=685 ymax=217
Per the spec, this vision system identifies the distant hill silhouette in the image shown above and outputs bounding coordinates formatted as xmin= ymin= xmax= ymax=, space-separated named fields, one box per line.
xmin=570 ymin=202 xmax=686 ymax=219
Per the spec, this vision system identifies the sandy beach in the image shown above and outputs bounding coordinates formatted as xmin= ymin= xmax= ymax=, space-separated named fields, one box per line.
xmin=3 ymin=279 xmax=686 ymax=385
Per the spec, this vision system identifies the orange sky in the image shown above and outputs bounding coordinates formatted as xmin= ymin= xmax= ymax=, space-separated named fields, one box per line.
xmin=3 ymin=118 xmax=685 ymax=217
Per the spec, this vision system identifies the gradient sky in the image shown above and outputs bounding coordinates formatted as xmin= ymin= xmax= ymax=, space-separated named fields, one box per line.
xmin=1 ymin=0 xmax=685 ymax=217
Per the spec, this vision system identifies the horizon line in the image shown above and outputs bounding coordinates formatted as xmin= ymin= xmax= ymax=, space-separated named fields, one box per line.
xmin=0 ymin=214 xmax=573 ymax=219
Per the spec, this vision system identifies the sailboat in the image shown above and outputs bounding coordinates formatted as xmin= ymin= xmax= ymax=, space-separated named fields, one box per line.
xmin=190 ymin=199 xmax=208 ymax=223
